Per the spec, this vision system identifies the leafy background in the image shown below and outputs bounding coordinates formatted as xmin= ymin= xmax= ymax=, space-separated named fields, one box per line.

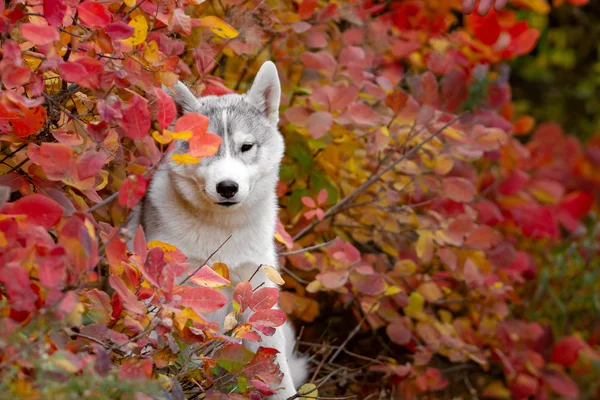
xmin=1 ymin=0 xmax=600 ymax=399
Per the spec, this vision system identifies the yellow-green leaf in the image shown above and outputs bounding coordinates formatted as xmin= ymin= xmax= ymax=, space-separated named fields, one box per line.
xmin=197 ymin=16 xmax=239 ymax=39
xmin=172 ymin=153 xmax=200 ymax=164
xmin=298 ymin=383 xmax=318 ymax=400
xmin=123 ymin=15 xmax=148 ymax=46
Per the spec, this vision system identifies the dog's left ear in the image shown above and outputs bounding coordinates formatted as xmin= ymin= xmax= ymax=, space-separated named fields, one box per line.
xmin=247 ymin=61 xmax=281 ymax=125
xmin=163 ymin=81 xmax=199 ymax=115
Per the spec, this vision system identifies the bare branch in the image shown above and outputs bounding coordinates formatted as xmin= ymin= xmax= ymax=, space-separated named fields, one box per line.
xmin=279 ymin=238 xmax=337 ymax=257
xmin=180 ymin=235 xmax=232 ymax=284
xmin=290 ymin=113 xmax=465 ymax=243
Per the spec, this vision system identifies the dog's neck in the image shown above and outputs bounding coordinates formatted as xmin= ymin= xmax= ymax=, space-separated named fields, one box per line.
xmin=142 ymin=168 xmax=279 ymax=266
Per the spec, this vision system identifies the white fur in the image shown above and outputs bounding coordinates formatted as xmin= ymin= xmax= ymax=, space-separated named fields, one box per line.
xmin=133 ymin=62 xmax=308 ymax=398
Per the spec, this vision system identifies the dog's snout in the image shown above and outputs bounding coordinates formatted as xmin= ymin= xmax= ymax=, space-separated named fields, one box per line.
xmin=216 ymin=180 xmax=239 ymax=199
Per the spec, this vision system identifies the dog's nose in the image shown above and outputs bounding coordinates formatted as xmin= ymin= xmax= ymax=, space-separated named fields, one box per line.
xmin=216 ymin=180 xmax=239 ymax=199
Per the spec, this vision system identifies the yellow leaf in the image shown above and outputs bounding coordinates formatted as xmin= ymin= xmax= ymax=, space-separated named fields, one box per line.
xmin=95 ymin=170 xmax=109 ymax=190
xmin=197 ymin=16 xmax=239 ymax=39
xmin=415 ymin=230 xmax=433 ymax=262
xmin=212 ymin=262 xmax=230 ymax=281
xmin=384 ymin=285 xmax=403 ymax=296
xmin=298 ymin=383 xmax=318 ymax=400
xmin=172 ymin=153 xmax=200 ymax=164
xmin=404 ymin=291 xmax=425 ymax=318
xmin=482 ymin=380 xmax=512 ymax=399
xmin=124 ymin=0 xmax=136 ymax=7
xmin=148 ymin=240 xmax=177 ymax=252
xmin=170 ymin=130 xmax=193 ymax=140
xmin=263 ymin=264 xmax=285 ymax=285
xmin=123 ymin=15 xmax=148 ymax=46
xmin=306 ymin=280 xmax=322 ymax=293
xmin=152 ymin=130 xmax=173 ymax=145
xmin=144 ymin=40 xmax=162 ymax=64
xmin=393 ymin=259 xmax=417 ymax=277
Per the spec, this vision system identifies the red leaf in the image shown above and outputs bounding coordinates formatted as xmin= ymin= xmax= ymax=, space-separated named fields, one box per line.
xmin=249 ymin=287 xmax=279 ymax=311
xmin=551 ymin=336 xmax=586 ymax=367
xmin=118 ymin=358 xmax=153 ymax=381
xmin=298 ymin=0 xmax=317 ymax=20
xmin=19 ymin=23 xmax=59 ymax=46
xmin=3 ymin=194 xmax=63 ymax=229
xmin=233 ymin=281 xmax=253 ymax=313
xmin=300 ymin=51 xmax=337 ymax=71
xmin=180 ymin=286 xmax=228 ymax=314
xmin=464 ymin=225 xmax=501 ymax=250
xmin=77 ymin=151 xmax=107 ymax=180
xmin=189 ymin=132 xmax=222 ymax=158
xmin=387 ymin=318 xmax=411 ymax=345
xmin=174 ymin=113 xmax=209 ymax=136
xmin=510 ymin=374 xmax=539 ymax=400
xmin=39 ymin=142 xmax=74 ymax=180
xmin=122 ymin=94 xmax=151 ymax=140
xmin=106 ymin=22 xmax=134 ymax=39
xmin=168 ymin=8 xmax=192 ymax=35
xmin=385 ymin=90 xmax=409 ymax=113
xmin=348 ymin=102 xmax=377 ymax=126
xmin=0 ymin=266 xmax=37 ymax=312
xmin=499 ymin=170 xmax=530 ymax=196
xmin=58 ymin=58 xmax=104 ymax=89
xmin=558 ymin=191 xmax=593 ymax=221
xmin=43 ymin=0 xmax=67 ymax=26
xmin=0 ymin=103 xmax=47 ymax=138
xmin=77 ymin=1 xmax=112 ymax=29
xmin=248 ymin=309 xmax=286 ymax=327
xmin=306 ymin=111 xmax=333 ymax=139
xmin=189 ymin=265 xmax=231 ymax=287
xmin=38 ymin=247 xmax=66 ymax=289
xmin=541 ymin=369 xmax=579 ymax=398
xmin=316 ymin=270 xmax=348 ymax=289
xmin=510 ymin=204 xmax=559 ymax=239
xmin=141 ymin=247 xmax=166 ymax=287
xmin=118 ymin=174 xmax=148 ymax=209
xmin=155 ymin=88 xmax=177 ymax=130
xmin=108 ymin=275 xmax=145 ymax=314
xmin=442 ymin=177 xmax=477 ymax=203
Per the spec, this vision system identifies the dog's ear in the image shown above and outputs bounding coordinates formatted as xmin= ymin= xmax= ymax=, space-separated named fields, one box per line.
xmin=163 ymin=81 xmax=199 ymax=115
xmin=247 ymin=61 xmax=281 ymax=125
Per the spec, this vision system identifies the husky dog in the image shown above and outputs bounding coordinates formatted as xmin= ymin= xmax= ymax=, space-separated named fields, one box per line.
xmin=130 ymin=61 xmax=308 ymax=398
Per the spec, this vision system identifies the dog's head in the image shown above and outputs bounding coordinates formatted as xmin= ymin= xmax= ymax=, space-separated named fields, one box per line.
xmin=164 ymin=61 xmax=284 ymax=212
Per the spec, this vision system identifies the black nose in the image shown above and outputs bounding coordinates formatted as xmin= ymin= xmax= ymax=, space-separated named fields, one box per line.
xmin=216 ymin=180 xmax=238 ymax=199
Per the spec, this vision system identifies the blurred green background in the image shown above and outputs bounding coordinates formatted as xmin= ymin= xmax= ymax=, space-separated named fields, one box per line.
xmin=511 ymin=1 xmax=600 ymax=141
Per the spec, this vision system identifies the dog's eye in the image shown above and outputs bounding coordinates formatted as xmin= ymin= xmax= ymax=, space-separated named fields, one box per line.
xmin=241 ymin=143 xmax=254 ymax=153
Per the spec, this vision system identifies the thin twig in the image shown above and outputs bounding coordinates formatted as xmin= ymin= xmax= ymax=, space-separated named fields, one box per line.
xmin=290 ymin=113 xmax=465 ymax=243
xmin=86 ymin=192 xmax=119 ymax=214
xmin=180 ymin=235 xmax=232 ymax=284
xmin=279 ymin=238 xmax=337 ymax=257
xmin=328 ymin=301 xmax=379 ymax=364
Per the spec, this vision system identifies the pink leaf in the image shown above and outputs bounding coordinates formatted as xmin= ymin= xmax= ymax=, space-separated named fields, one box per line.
xmin=301 ymin=196 xmax=316 ymax=208
xmin=77 ymin=1 xmax=112 ymax=29
xmin=307 ymin=111 xmax=333 ymax=139
xmin=43 ymin=0 xmax=67 ymax=26
xmin=2 ymin=194 xmax=63 ymax=230
xmin=348 ymin=102 xmax=377 ymax=126
xmin=443 ymin=177 xmax=477 ymax=203
xmin=122 ymin=94 xmax=151 ymax=140
xmin=233 ymin=281 xmax=253 ymax=313
xmin=317 ymin=188 xmax=328 ymax=205
xmin=108 ymin=275 xmax=145 ymax=314
xmin=249 ymin=287 xmax=279 ymax=311
xmin=155 ymin=88 xmax=177 ymax=130
xmin=118 ymin=174 xmax=148 ymax=209
xmin=180 ymin=287 xmax=228 ymax=314
xmin=19 ymin=23 xmax=59 ymax=46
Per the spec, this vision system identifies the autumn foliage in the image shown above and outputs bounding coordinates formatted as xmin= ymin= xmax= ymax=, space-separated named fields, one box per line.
xmin=1 ymin=0 xmax=600 ymax=399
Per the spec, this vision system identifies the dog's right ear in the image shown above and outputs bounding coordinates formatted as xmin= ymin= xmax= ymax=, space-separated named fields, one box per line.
xmin=163 ymin=81 xmax=199 ymax=115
